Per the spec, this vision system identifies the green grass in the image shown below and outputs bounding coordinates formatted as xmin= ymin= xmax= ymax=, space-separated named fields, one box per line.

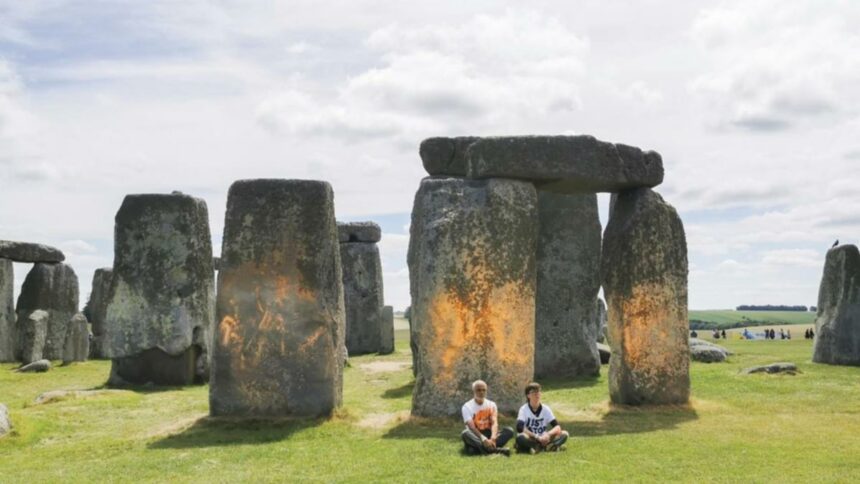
xmin=2 ymin=329 xmax=859 ymax=482
xmin=690 ymin=310 xmax=815 ymax=328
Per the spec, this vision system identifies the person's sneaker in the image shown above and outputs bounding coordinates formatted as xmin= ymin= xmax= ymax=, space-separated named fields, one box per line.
xmin=546 ymin=442 xmax=558 ymax=452
xmin=496 ymin=448 xmax=511 ymax=457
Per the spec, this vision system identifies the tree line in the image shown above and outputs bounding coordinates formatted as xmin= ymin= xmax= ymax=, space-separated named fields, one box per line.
xmin=735 ymin=305 xmax=812 ymax=312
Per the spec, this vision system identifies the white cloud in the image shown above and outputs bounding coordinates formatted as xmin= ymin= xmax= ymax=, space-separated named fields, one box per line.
xmin=761 ymin=249 xmax=822 ymax=268
xmin=690 ymin=0 xmax=860 ymax=131
xmin=256 ymin=10 xmax=589 ymax=144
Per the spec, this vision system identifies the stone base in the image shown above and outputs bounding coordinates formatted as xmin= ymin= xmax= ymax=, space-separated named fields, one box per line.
xmin=109 ymin=346 xmax=202 ymax=386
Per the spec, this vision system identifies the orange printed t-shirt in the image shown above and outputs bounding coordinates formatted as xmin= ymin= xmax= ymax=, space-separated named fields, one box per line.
xmin=461 ymin=398 xmax=497 ymax=431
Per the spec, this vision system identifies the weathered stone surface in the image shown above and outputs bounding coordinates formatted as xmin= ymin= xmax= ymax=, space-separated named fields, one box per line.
xmin=465 ymin=135 xmax=664 ymax=194
xmin=597 ymin=343 xmax=611 ymax=364
xmin=62 ymin=312 xmax=89 ymax=364
xmin=0 ymin=240 xmax=64 ymax=263
xmin=602 ymin=188 xmax=689 ymax=405
xmin=17 ymin=359 xmax=51 ymax=373
xmin=0 ymin=403 xmax=10 ymax=437
xmin=596 ymin=298 xmax=608 ymax=344
xmin=379 ymin=305 xmax=395 ymax=355
xmin=109 ymin=347 xmax=201 ymax=386
xmin=103 ymin=193 xmax=214 ymax=385
xmin=408 ymin=177 xmax=537 ymax=416
xmin=419 ymin=136 xmax=481 ymax=176
xmin=0 ymin=259 xmax=14 ymax=362
xmin=812 ymin=245 xmax=860 ymax=366
xmin=87 ymin=268 xmax=112 ymax=359
xmin=210 ymin=179 xmax=345 ymax=417
xmin=341 ymin=242 xmax=384 ymax=355
xmin=16 ymin=310 xmax=49 ymax=364
xmin=15 ymin=263 xmax=79 ymax=360
xmin=741 ymin=362 xmax=798 ymax=375
xmin=535 ymin=191 xmax=602 ymax=379
xmin=337 ymin=222 xmax=382 ymax=243
xmin=690 ymin=338 xmax=731 ymax=355
xmin=690 ymin=339 xmax=727 ymax=363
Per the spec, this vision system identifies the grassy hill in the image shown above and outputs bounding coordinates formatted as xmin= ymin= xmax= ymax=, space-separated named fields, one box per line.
xmin=689 ymin=310 xmax=815 ymax=330
xmin=2 ymin=330 xmax=859 ymax=481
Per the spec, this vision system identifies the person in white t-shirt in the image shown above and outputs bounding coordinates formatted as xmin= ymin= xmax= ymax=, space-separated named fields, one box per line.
xmin=460 ymin=380 xmax=514 ymax=456
xmin=515 ymin=382 xmax=569 ymax=453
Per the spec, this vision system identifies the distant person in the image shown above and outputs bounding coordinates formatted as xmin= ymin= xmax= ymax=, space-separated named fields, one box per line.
xmin=804 ymin=328 xmax=809 ymax=339
xmin=713 ymin=329 xmax=720 ymax=339
xmin=780 ymin=329 xmax=786 ymax=340
xmin=833 ymin=239 xmax=839 ymax=248
xmin=721 ymin=329 xmax=727 ymax=340
xmin=810 ymin=329 xmax=815 ymax=338
xmin=515 ymin=382 xmax=569 ymax=454
xmin=690 ymin=330 xmax=698 ymax=338
xmin=461 ymin=380 xmax=513 ymax=456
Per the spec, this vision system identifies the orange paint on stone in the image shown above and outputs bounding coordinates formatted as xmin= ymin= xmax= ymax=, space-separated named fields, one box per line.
xmin=425 ymin=282 xmax=533 ymax=391
xmin=615 ymin=282 xmax=687 ymax=382
xmin=217 ymin=262 xmax=324 ymax=380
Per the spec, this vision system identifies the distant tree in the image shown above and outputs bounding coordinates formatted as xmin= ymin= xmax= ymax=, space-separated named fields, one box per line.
xmin=810 ymin=306 xmax=817 ymax=312
xmin=736 ymin=304 xmax=808 ymax=312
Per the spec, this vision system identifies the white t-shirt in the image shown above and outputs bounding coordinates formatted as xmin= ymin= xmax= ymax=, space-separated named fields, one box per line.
xmin=462 ymin=398 xmax=497 ymax=432
xmin=517 ymin=403 xmax=557 ymax=435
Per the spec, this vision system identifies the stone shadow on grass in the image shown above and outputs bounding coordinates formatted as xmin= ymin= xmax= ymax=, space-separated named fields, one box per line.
xmin=562 ymin=403 xmax=698 ymax=438
xmin=382 ymin=380 xmax=414 ymax=399
xmin=382 ymin=416 xmax=462 ymax=441
xmin=382 ymin=404 xmax=698 ymax=441
xmin=148 ymin=416 xmax=323 ymax=449
xmin=540 ymin=376 xmax=602 ymax=391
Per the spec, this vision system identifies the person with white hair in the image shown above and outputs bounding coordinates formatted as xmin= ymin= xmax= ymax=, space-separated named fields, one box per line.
xmin=460 ymin=380 xmax=514 ymax=456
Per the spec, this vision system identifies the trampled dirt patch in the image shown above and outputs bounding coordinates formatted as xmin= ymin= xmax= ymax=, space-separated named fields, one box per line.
xmin=358 ymin=361 xmax=411 ymax=373
xmin=357 ymin=410 xmax=410 ymax=429
xmin=31 ymin=389 xmax=130 ymax=406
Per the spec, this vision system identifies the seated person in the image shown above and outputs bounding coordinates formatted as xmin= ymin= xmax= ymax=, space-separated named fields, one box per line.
xmin=460 ymin=380 xmax=514 ymax=456
xmin=515 ymin=382 xmax=569 ymax=453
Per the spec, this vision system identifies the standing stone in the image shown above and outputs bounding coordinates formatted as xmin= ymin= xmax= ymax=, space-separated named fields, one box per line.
xmin=534 ymin=191 xmax=602 ymax=379
xmin=602 ymin=188 xmax=689 ymax=405
xmin=340 ymin=236 xmax=384 ymax=355
xmin=104 ymin=193 xmax=214 ymax=385
xmin=594 ymin=298 xmax=608 ymax=344
xmin=812 ymin=245 xmax=860 ymax=366
xmin=210 ymin=179 xmax=345 ymax=417
xmin=87 ymin=268 xmax=112 ymax=359
xmin=379 ymin=305 xmax=394 ymax=355
xmin=15 ymin=263 xmax=79 ymax=360
xmin=0 ymin=259 xmax=14 ymax=362
xmin=17 ymin=310 xmax=49 ymax=364
xmin=62 ymin=312 xmax=89 ymax=364
xmin=408 ymin=177 xmax=537 ymax=417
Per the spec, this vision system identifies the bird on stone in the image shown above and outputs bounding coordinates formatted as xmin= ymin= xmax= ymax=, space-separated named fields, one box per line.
xmin=832 ymin=239 xmax=839 ymax=248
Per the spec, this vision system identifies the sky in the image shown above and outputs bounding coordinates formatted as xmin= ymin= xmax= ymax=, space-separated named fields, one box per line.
xmin=1 ymin=0 xmax=859 ymax=311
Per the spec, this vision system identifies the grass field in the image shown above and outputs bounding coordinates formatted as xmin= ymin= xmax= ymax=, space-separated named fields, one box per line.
xmin=2 ymin=327 xmax=859 ymax=482
xmin=689 ymin=310 xmax=816 ymax=328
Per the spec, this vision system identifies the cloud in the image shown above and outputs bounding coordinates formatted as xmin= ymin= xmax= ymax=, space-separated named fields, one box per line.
xmin=761 ymin=249 xmax=822 ymax=268
xmin=255 ymin=9 xmax=589 ymax=144
xmin=690 ymin=0 xmax=860 ymax=132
